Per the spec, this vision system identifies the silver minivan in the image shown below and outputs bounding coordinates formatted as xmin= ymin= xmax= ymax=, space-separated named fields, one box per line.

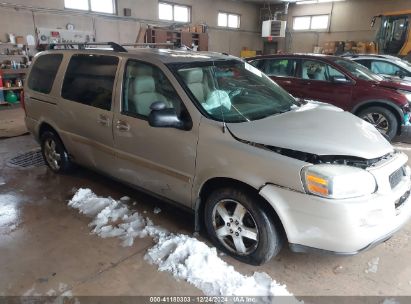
xmin=24 ymin=46 xmax=411 ymax=265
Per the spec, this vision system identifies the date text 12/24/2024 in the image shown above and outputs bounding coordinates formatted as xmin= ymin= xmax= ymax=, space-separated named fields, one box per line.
xmin=149 ymin=296 xmax=258 ymax=303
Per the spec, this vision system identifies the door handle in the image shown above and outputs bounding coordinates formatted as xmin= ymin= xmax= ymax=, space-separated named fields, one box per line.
xmin=116 ymin=120 xmax=130 ymax=132
xmin=97 ymin=114 xmax=110 ymax=126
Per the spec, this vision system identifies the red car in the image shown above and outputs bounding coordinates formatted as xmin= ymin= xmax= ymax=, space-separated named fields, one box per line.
xmin=247 ymin=54 xmax=411 ymax=140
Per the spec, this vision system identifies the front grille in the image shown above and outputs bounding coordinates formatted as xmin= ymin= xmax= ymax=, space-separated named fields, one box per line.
xmin=389 ymin=167 xmax=406 ymax=189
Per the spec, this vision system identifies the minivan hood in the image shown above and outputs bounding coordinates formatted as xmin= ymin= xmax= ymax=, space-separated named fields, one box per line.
xmin=227 ymin=102 xmax=393 ymax=160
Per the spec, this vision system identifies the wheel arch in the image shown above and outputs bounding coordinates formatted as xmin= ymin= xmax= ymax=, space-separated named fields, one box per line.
xmin=352 ymin=100 xmax=404 ymax=134
xmin=196 ymin=177 xmax=287 ymax=241
xmin=38 ymin=122 xmax=68 ymax=151
xmin=38 ymin=122 xmax=58 ymax=138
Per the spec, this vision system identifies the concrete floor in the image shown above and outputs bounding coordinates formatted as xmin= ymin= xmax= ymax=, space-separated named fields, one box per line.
xmin=0 ymin=106 xmax=27 ymax=139
xmin=1 ymin=134 xmax=411 ymax=298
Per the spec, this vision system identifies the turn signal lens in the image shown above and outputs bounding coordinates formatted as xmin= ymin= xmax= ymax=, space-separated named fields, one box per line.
xmin=306 ymin=174 xmax=329 ymax=196
xmin=302 ymin=165 xmax=377 ymax=199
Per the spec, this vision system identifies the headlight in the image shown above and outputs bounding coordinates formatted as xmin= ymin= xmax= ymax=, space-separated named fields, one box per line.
xmin=398 ymin=90 xmax=411 ymax=102
xmin=302 ymin=165 xmax=377 ymax=199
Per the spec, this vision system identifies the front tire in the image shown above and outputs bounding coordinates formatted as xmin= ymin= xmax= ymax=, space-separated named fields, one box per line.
xmin=204 ymin=187 xmax=283 ymax=265
xmin=358 ymin=106 xmax=398 ymax=141
xmin=40 ymin=131 xmax=73 ymax=173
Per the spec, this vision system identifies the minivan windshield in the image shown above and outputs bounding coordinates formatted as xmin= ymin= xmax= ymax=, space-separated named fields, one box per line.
xmin=173 ymin=60 xmax=298 ymax=123
xmin=331 ymin=58 xmax=384 ymax=82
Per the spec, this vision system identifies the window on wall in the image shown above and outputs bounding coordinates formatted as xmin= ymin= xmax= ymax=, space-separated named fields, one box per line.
xmin=293 ymin=15 xmax=329 ymax=31
xmin=158 ymin=2 xmax=191 ymax=22
xmin=218 ymin=12 xmax=240 ymax=29
xmin=64 ymin=0 xmax=116 ymax=14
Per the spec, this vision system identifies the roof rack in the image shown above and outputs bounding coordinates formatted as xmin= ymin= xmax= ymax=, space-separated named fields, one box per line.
xmin=122 ymin=43 xmax=175 ymax=48
xmin=48 ymin=42 xmax=127 ymax=52
xmin=47 ymin=42 xmax=176 ymax=52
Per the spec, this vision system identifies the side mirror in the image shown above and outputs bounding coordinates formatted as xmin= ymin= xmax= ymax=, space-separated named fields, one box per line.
xmin=150 ymin=101 xmax=167 ymax=111
xmin=331 ymin=76 xmax=351 ymax=84
xmin=395 ymin=70 xmax=406 ymax=79
xmin=148 ymin=101 xmax=191 ymax=130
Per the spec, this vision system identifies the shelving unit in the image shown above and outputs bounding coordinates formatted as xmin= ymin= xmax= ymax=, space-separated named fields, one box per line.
xmin=0 ymin=86 xmax=23 ymax=91
xmin=0 ymin=68 xmax=26 ymax=105
xmin=146 ymin=28 xmax=208 ymax=51
xmin=0 ymin=43 xmax=29 ymax=106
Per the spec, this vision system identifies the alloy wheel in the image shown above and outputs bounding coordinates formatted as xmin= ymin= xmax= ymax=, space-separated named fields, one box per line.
xmin=212 ymin=199 xmax=259 ymax=255
xmin=361 ymin=113 xmax=389 ymax=134
xmin=43 ymin=138 xmax=61 ymax=171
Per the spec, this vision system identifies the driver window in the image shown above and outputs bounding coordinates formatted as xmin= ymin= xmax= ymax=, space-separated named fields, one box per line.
xmin=122 ymin=61 xmax=183 ymax=118
xmin=371 ymin=60 xmax=401 ymax=76
xmin=302 ymin=60 xmax=345 ymax=82
xmin=326 ymin=65 xmax=346 ymax=81
xmin=302 ymin=60 xmax=327 ymax=81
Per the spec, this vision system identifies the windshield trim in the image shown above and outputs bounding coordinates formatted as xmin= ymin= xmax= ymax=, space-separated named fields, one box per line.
xmin=167 ymin=60 xmax=299 ymax=123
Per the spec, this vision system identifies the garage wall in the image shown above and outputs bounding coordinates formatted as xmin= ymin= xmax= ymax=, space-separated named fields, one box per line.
xmin=0 ymin=0 xmax=262 ymax=56
xmin=273 ymin=0 xmax=411 ymax=53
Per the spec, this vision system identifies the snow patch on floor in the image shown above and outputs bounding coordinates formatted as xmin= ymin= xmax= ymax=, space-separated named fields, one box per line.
xmin=69 ymin=188 xmax=299 ymax=299
xmin=146 ymin=234 xmax=294 ymax=298
xmin=365 ymin=257 xmax=380 ymax=274
xmin=69 ymin=188 xmax=167 ymax=247
xmin=22 ymin=282 xmax=77 ymax=302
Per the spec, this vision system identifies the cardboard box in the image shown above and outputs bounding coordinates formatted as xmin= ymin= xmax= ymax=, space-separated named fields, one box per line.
xmin=324 ymin=41 xmax=337 ymax=48
xmin=344 ymin=41 xmax=356 ymax=51
xmin=15 ymin=36 xmax=25 ymax=45
xmin=240 ymin=50 xmax=257 ymax=58
xmin=196 ymin=25 xmax=205 ymax=33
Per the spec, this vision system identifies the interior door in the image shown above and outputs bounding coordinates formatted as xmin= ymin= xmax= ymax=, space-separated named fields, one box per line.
xmin=58 ymin=54 xmax=119 ymax=173
xmin=113 ymin=60 xmax=197 ymax=206
xmin=298 ymin=59 xmax=353 ymax=110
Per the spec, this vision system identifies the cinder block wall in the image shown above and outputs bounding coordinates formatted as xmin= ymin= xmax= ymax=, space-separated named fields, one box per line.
xmin=271 ymin=0 xmax=411 ymax=53
xmin=0 ymin=0 xmax=263 ymax=56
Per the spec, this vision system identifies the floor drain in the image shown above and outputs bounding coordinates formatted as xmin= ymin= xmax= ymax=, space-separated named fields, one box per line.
xmin=7 ymin=149 xmax=45 ymax=168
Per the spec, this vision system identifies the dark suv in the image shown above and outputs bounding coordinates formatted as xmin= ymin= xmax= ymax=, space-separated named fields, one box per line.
xmin=247 ymin=54 xmax=411 ymax=140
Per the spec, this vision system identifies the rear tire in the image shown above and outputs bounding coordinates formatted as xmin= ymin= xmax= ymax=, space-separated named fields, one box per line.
xmin=40 ymin=131 xmax=73 ymax=173
xmin=358 ymin=106 xmax=398 ymax=141
xmin=204 ymin=187 xmax=283 ymax=265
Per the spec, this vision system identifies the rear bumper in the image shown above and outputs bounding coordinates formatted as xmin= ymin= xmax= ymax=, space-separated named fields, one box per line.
xmin=24 ymin=116 xmax=39 ymax=142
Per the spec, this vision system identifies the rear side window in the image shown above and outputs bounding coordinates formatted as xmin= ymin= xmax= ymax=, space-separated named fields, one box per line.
xmin=355 ymin=59 xmax=371 ymax=69
xmin=28 ymin=54 xmax=63 ymax=94
xmin=264 ymin=59 xmax=297 ymax=77
xmin=62 ymin=54 xmax=119 ymax=111
xmin=248 ymin=59 xmax=265 ymax=70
